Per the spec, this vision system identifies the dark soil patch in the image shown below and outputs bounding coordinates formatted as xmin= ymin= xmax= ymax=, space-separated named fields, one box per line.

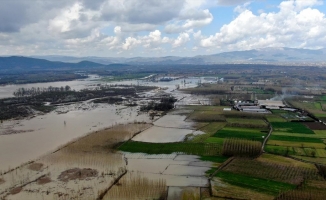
xmin=58 ymin=168 xmax=98 ymax=182
xmin=0 ymin=178 xmax=4 ymax=184
xmin=10 ymin=187 xmax=23 ymax=195
xmin=37 ymin=176 xmax=51 ymax=185
xmin=302 ymin=122 xmax=326 ymax=130
xmin=28 ymin=163 xmax=44 ymax=171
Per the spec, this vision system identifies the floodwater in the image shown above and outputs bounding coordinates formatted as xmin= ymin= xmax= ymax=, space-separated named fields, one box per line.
xmin=132 ymin=114 xmax=204 ymax=143
xmin=0 ymin=103 xmax=150 ymax=171
xmin=0 ymin=75 xmax=203 ymax=99
xmin=0 ymin=76 xmax=209 ymax=171
xmin=0 ymin=74 xmax=102 ymax=99
xmin=124 ymin=153 xmax=211 ymax=187
xmin=132 ymin=126 xmax=193 ymax=143
xmin=153 ymin=114 xmax=196 ymax=129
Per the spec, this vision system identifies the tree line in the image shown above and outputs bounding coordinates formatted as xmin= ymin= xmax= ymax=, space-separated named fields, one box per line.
xmin=13 ymin=86 xmax=71 ymax=97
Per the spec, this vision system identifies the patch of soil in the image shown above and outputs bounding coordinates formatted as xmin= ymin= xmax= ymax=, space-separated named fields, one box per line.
xmin=58 ymin=168 xmax=98 ymax=182
xmin=28 ymin=163 xmax=44 ymax=171
xmin=10 ymin=187 xmax=23 ymax=195
xmin=37 ymin=176 xmax=51 ymax=185
xmin=302 ymin=122 xmax=326 ymax=130
xmin=0 ymin=178 xmax=4 ymax=184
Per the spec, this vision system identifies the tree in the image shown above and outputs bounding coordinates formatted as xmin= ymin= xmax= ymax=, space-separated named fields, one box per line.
xmin=65 ymin=85 xmax=71 ymax=91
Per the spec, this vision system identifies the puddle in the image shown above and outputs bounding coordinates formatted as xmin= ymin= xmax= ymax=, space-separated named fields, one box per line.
xmin=132 ymin=126 xmax=193 ymax=143
xmin=163 ymin=165 xmax=210 ymax=176
xmin=154 ymin=114 xmax=195 ymax=129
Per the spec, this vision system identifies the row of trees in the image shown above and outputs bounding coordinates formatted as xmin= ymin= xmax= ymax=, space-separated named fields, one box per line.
xmin=13 ymin=86 xmax=71 ymax=97
xmin=276 ymin=188 xmax=326 ymax=200
xmin=222 ymin=138 xmax=262 ymax=157
xmin=140 ymin=97 xmax=177 ymax=112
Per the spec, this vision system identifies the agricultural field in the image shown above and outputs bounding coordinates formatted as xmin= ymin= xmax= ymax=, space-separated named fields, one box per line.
xmin=226 ymin=117 xmax=268 ymax=128
xmin=4 ymin=102 xmax=325 ymax=200
xmin=211 ymin=155 xmax=324 ymax=199
xmin=288 ymin=99 xmax=326 ymax=120
xmin=211 ymin=126 xmax=268 ymax=142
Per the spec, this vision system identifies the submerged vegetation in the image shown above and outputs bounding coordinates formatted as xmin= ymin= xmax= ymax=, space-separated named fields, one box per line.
xmin=0 ymin=84 xmax=156 ymax=120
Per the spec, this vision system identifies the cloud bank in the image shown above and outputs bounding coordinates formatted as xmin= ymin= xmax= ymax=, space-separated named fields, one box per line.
xmin=0 ymin=0 xmax=325 ymax=57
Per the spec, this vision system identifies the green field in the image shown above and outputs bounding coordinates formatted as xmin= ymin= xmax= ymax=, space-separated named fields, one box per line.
xmin=188 ymin=110 xmax=226 ymax=122
xmin=272 ymin=131 xmax=326 ymax=138
xmin=200 ymin=155 xmax=229 ymax=163
xmin=226 ymin=118 xmax=268 ymax=128
xmin=265 ymin=115 xmax=287 ymax=122
xmin=215 ymin=171 xmax=295 ymax=195
xmin=271 ymin=122 xmax=315 ymax=134
xmin=205 ymin=137 xmax=225 ymax=144
xmin=267 ymin=140 xmax=325 ymax=149
xmin=213 ymin=127 xmax=268 ymax=142
xmin=190 ymin=122 xmax=226 ymax=142
xmin=269 ymin=135 xmax=323 ymax=143
xmin=119 ymin=141 xmax=222 ymax=156
xmin=314 ymin=102 xmax=322 ymax=110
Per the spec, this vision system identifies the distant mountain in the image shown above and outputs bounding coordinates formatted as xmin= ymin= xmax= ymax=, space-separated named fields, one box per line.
xmin=30 ymin=48 xmax=326 ymax=66
xmin=197 ymin=48 xmax=326 ymax=64
xmin=0 ymin=56 xmax=133 ymax=72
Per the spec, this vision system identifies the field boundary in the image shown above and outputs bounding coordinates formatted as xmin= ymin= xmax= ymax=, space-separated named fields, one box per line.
xmin=262 ymin=120 xmax=273 ymax=152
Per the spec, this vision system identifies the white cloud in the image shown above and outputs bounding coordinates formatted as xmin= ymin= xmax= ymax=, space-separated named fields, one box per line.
xmin=165 ymin=9 xmax=213 ymax=33
xmin=122 ymin=37 xmax=141 ymax=50
xmin=0 ymin=0 xmax=326 ymax=57
xmin=199 ymin=0 xmax=326 ymax=51
xmin=49 ymin=3 xmax=83 ymax=33
xmin=173 ymin=32 xmax=190 ymax=48
xmin=217 ymin=0 xmax=251 ymax=6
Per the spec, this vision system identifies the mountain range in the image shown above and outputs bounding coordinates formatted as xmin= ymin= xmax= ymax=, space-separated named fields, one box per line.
xmin=31 ymin=47 xmax=326 ymax=65
xmin=0 ymin=48 xmax=325 ymax=71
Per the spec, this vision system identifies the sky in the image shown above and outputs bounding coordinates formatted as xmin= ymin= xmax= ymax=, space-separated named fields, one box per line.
xmin=1 ymin=0 xmax=326 ymax=57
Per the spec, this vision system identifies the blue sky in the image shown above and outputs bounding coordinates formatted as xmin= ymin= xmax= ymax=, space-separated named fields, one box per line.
xmin=0 ymin=0 xmax=326 ymax=57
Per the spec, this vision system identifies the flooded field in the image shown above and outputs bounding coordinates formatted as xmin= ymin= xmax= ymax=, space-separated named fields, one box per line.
xmin=132 ymin=114 xmax=204 ymax=143
xmin=0 ymin=103 xmax=149 ymax=172
xmin=0 ymin=120 xmax=212 ymax=199
xmin=0 ymin=75 xmax=211 ymax=177
xmin=0 ymin=75 xmax=102 ymax=99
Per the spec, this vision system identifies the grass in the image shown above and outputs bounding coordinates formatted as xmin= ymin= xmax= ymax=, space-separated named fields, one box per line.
xmin=213 ymin=127 xmax=268 ymax=142
xmin=314 ymin=102 xmax=322 ymax=110
xmin=199 ymin=155 xmax=229 ymax=163
xmin=271 ymin=122 xmax=315 ymax=134
xmin=314 ymin=130 xmax=326 ymax=136
xmin=190 ymin=122 xmax=226 ymax=143
xmin=215 ymin=171 xmax=295 ymax=195
xmin=187 ymin=110 xmax=226 ymax=122
xmin=265 ymin=145 xmax=295 ymax=155
xmin=223 ymin=158 xmax=321 ymax=185
xmin=292 ymin=156 xmax=326 ymax=165
xmin=226 ymin=117 xmax=268 ymax=128
xmin=265 ymin=115 xmax=287 ymax=122
xmin=272 ymin=131 xmax=326 ymax=139
xmin=119 ymin=141 xmax=222 ymax=156
xmin=199 ymin=122 xmax=227 ymax=135
xmin=205 ymin=137 xmax=224 ymax=144
xmin=269 ymin=135 xmax=323 ymax=143
xmin=320 ymin=96 xmax=326 ymax=101
xmin=257 ymin=154 xmax=316 ymax=169
xmin=267 ymin=140 xmax=325 ymax=149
